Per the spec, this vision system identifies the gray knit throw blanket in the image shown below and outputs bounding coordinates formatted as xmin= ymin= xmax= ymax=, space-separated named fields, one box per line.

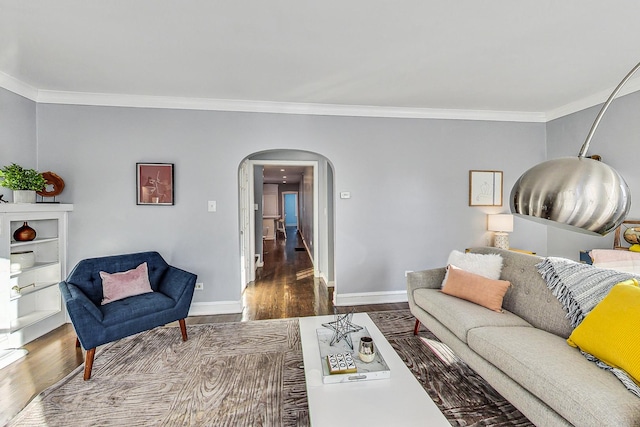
xmin=536 ymin=257 xmax=639 ymax=327
xmin=537 ymin=257 xmax=640 ymax=397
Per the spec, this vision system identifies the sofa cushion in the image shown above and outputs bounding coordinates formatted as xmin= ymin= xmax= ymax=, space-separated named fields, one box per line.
xmin=100 ymin=292 xmax=175 ymax=326
xmin=413 ymin=288 xmax=531 ymax=343
xmin=468 ymin=247 xmax=574 ymax=339
xmin=441 ymin=265 xmax=511 ymax=312
xmin=468 ymin=326 xmax=640 ymax=427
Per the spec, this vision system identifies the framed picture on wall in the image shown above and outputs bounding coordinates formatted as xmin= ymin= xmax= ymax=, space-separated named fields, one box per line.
xmin=136 ymin=163 xmax=175 ymax=205
xmin=469 ymin=170 xmax=503 ymax=206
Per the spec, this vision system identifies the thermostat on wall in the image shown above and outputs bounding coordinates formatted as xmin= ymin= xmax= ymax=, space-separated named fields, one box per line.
xmin=340 ymin=192 xmax=351 ymax=199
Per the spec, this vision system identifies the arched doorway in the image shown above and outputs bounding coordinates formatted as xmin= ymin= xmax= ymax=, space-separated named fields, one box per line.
xmin=238 ymin=150 xmax=335 ymax=298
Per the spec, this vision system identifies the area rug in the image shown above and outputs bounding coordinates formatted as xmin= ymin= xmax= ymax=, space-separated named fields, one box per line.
xmin=9 ymin=310 xmax=532 ymax=426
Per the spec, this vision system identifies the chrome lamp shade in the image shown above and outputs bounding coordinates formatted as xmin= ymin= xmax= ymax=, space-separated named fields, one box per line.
xmin=510 ymin=157 xmax=630 ymax=236
xmin=511 ymin=60 xmax=639 ymax=236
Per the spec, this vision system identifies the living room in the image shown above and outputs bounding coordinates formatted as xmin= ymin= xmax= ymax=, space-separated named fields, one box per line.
xmin=4 ymin=2 xmax=640 ymax=314
xmin=2 ymin=1 xmax=640 ymax=425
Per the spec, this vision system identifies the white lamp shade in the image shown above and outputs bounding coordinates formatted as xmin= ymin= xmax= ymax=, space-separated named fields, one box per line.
xmin=488 ymin=214 xmax=514 ymax=232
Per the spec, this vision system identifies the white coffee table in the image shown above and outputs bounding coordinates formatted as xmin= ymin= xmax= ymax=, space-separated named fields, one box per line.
xmin=299 ymin=312 xmax=450 ymax=426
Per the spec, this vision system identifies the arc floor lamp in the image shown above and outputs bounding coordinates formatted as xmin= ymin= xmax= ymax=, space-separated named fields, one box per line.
xmin=511 ymin=61 xmax=640 ymax=236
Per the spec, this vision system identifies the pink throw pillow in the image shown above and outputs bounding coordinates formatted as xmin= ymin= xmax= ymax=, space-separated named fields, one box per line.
xmin=100 ymin=262 xmax=153 ymax=305
xmin=441 ymin=264 xmax=511 ymax=312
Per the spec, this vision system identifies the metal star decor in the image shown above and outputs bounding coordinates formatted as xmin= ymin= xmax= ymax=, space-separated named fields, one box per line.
xmin=322 ymin=310 xmax=363 ymax=350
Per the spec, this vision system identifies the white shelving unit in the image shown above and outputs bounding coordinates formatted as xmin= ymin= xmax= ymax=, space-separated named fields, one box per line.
xmin=0 ymin=204 xmax=73 ymax=347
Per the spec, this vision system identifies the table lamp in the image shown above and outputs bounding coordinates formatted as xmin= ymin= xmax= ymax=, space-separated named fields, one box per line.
xmin=488 ymin=214 xmax=514 ymax=249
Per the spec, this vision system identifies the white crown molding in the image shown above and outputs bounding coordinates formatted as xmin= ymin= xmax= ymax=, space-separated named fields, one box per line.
xmin=0 ymin=71 xmax=38 ymax=101
xmin=35 ymin=89 xmax=546 ymax=122
xmin=4 ymin=73 xmax=640 ymax=123
xmin=546 ymin=78 xmax=640 ymax=121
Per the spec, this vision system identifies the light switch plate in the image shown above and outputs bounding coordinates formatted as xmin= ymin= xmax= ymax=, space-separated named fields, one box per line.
xmin=208 ymin=201 xmax=217 ymax=212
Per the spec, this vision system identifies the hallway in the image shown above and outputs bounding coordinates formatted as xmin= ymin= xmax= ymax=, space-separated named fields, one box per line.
xmin=242 ymin=227 xmax=333 ymax=320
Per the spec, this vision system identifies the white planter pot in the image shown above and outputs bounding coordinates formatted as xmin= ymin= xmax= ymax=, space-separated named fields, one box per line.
xmin=13 ymin=190 xmax=36 ymax=204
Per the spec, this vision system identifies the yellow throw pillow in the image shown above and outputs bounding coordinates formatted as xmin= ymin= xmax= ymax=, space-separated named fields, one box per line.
xmin=630 ymin=244 xmax=640 ymax=253
xmin=567 ymin=284 xmax=640 ymax=384
xmin=617 ymin=278 xmax=640 ymax=287
xmin=441 ymin=265 xmax=511 ymax=312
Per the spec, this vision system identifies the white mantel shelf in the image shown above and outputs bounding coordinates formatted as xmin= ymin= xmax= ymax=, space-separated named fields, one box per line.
xmin=0 ymin=203 xmax=73 ymax=213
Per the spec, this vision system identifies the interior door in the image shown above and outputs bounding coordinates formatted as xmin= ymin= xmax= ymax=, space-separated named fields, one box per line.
xmin=238 ymin=160 xmax=254 ymax=288
xmin=284 ymin=193 xmax=298 ymax=227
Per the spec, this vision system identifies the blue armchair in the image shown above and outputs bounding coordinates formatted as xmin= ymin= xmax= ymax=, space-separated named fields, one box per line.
xmin=59 ymin=251 xmax=197 ymax=380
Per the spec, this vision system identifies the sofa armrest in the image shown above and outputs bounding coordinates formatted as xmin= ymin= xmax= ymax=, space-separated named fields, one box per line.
xmin=407 ymin=268 xmax=446 ymax=293
xmin=59 ymin=281 xmax=104 ymax=323
xmin=157 ymin=266 xmax=197 ymax=302
xmin=407 ymin=268 xmax=446 ymax=312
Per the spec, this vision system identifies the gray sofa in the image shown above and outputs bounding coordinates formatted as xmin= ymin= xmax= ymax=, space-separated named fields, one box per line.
xmin=407 ymin=247 xmax=639 ymax=427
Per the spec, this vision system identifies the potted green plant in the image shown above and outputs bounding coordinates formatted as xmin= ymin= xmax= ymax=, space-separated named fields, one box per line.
xmin=0 ymin=163 xmax=46 ymax=203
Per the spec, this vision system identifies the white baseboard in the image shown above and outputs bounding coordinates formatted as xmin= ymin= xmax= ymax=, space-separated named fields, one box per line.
xmin=318 ymin=272 xmax=328 ymax=285
xmin=188 ymin=300 xmax=243 ymax=316
xmin=333 ymin=290 xmax=408 ymax=306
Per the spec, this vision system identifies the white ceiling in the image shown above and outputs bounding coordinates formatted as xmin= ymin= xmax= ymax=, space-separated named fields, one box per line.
xmin=2 ymin=1 xmax=640 ymax=121
xmin=263 ymin=166 xmax=306 ymax=185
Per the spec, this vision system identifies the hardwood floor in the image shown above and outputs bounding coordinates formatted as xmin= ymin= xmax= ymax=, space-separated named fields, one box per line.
xmin=0 ymin=227 xmax=408 ymax=424
xmin=243 ymin=227 xmax=334 ymax=320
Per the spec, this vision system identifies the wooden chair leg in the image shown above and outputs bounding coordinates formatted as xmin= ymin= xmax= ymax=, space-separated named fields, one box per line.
xmin=83 ymin=348 xmax=96 ymax=381
xmin=75 ymin=337 xmax=81 ymax=348
xmin=179 ymin=318 xmax=188 ymax=341
xmin=413 ymin=319 xmax=421 ymax=336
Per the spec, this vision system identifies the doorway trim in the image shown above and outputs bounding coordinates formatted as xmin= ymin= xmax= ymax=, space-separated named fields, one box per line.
xmin=240 ymin=159 xmax=320 ymax=291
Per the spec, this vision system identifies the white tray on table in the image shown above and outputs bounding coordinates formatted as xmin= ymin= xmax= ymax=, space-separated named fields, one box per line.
xmin=316 ymin=326 xmax=391 ymax=384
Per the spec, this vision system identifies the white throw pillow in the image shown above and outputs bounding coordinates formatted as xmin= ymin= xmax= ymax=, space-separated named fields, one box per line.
xmin=441 ymin=250 xmax=503 ymax=287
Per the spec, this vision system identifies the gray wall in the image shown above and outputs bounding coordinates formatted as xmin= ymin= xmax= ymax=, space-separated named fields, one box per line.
xmin=0 ymin=88 xmax=37 ymax=202
xmin=546 ymin=91 xmax=640 ymax=260
xmin=1 ymin=96 xmax=548 ymax=308
xmin=326 ymin=164 xmax=335 ymax=283
xmin=6 ymin=83 xmax=639 ymax=305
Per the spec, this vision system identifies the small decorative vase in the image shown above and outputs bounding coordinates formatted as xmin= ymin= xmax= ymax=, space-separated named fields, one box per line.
xmin=13 ymin=190 xmax=36 ymax=204
xmin=14 ymin=222 xmax=36 ymax=241
xmin=358 ymin=336 xmax=376 ymax=363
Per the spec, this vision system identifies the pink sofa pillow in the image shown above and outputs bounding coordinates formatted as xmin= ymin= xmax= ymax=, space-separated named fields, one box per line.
xmin=441 ymin=264 xmax=511 ymax=312
xmin=100 ymin=262 xmax=153 ymax=305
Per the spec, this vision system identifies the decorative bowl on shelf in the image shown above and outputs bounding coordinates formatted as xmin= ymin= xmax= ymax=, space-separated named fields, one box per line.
xmin=10 ymin=250 xmax=35 ymax=272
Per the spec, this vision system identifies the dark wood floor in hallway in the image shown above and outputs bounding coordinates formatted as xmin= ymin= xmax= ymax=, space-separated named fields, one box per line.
xmin=243 ymin=227 xmax=333 ymax=319
xmin=0 ymin=226 xmax=408 ymax=423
